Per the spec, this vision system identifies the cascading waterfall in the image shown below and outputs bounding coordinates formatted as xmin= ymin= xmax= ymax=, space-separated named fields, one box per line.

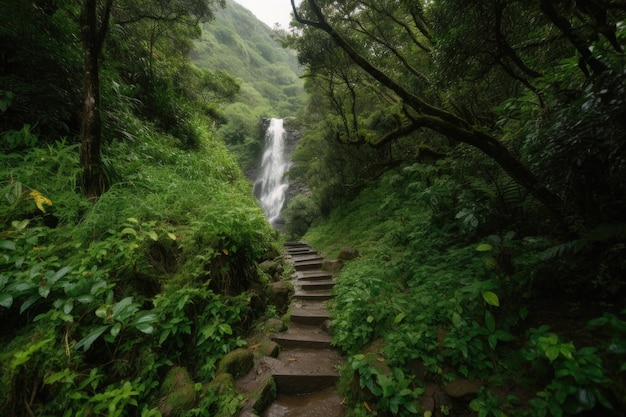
xmin=255 ymin=118 xmax=289 ymax=224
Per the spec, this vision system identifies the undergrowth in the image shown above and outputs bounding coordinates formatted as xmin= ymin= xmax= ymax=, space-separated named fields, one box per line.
xmin=0 ymin=113 xmax=278 ymax=416
xmin=304 ymin=164 xmax=626 ymax=417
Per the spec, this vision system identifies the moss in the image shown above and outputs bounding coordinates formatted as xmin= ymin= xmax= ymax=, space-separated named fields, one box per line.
xmin=158 ymin=366 xmax=197 ymax=417
xmin=217 ymin=348 xmax=254 ymax=379
xmin=252 ymin=376 xmax=276 ymax=414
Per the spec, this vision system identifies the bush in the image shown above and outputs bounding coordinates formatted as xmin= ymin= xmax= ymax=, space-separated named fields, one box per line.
xmin=283 ymin=194 xmax=320 ymax=240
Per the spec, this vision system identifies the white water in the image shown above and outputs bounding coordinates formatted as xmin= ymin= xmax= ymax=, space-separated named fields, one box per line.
xmin=256 ymin=118 xmax=289 ymax=223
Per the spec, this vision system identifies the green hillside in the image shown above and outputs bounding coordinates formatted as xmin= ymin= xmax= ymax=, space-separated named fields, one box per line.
xmin=193 ymin=0 xmax=303 ymax=115
xmin=191 ymin=0 xmax=304 ymax=172
xmin=1 ymin=1 xmax=287 ymax=415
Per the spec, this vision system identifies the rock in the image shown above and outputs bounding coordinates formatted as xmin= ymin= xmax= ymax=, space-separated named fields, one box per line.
xmin=444 ymin=378 xmax=482 ymax=398
xmin=248 ymin=283 xmax=267 ymax=313
xmin=321 ymin=319 xmax=332 ymax=336
xmin=322 ymin=259 xmax=342 ymax=273
xmin=264 ymin=248 xmax=281 ymax=260
xmin=259 ymin=260 xmax=281 ymax=277
xmin=157 ymin=366 xmax=197 ymax=417
xmin=266 ymin=281 xmax=291 ymax=310
xmin=265 ymin=318 xmax=286 ymax=333
xmin=259 ymin=340 xmax=280 ymax=358
xmin=218 ymin=348 xmax=254 ymax=379
xmin=338 ymin=246 xmax=359 ymax=261
xmin=251 ymin=376 xmax=277 ymax=414
xmin=206 ymin=373 xmax=235 ymax=395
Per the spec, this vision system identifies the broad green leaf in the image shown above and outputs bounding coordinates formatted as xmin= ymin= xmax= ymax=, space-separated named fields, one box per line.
xmin=135 ymin=322 xmax=154 ymax=334
xmin=20 ymin=295 xmax=39 ymax=313
xmin=545 ymin=346 xmax=560 ymax=362
xmin=112 ymin=296 xmax=135 ymax=317
xmin=12 ymin=219 xmax=30 ymax=231
xmin=51 ymin=266 xmax=72 ymax=283
xmin=121 ymin=227 xmax=137 ymax=236
xmin=76 ymin=294 xmax=94 ymax=304
xmin=167 ymin=232 xmax=177 ymax=240
xmin=75 ymin=325 xmax=110 ymax=351
xmin=0 ymin=240 xmax=16 ymax=251
xmin=147 ymin=231 xmax=158 ymax=241
xmin=63 ymin=300 xmax=74 ymax=315
xmin=482 ymin=291 xmax=500 ymax=307
xmin=44 ymin=368 xmax=76 ymax=385
xmin=476 ymin=243 xmax=493 ymax=252
xmin=110 ymin=322 xmax=122 ymax=338
xmin=0 ymin=293 xmax=13 ymax=308
xmin=38 ymin=285 xmax=51 ymax=298
xmin=488 ymin=334 xmax=498 ymax=349
xmin=495 ymin=330 xmax=515 ymax=341
xmin=95 ymin=305 xmax=109 ymax=319
xmin=219 ymin=323 xmax=233 ymax=335
xmin=133 ymin=312 xmax=157 ymax=324
xmin=485 ymin=310 xmax=496 ymax=333
xmin=393 ymin=312 xmax=406 ymax=324
xmin=12 ymin=337 xmax=53 ymax=367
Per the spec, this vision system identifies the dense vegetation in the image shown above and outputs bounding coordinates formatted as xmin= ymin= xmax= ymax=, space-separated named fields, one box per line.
xmin=1 ymin=0 xmax=286 ymax=415
xmin=192 ymin=0 xmax=305 ymax=172
xmin=284 ymin=0 xmax=626 ymax=416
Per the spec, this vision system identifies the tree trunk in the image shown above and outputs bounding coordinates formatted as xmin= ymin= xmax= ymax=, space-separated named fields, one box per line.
xmin=79 ymin=0 xmax=112 ymax=198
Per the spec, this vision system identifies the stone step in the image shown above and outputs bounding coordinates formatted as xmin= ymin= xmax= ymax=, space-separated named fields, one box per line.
xmin=296 ymin=271 xmax=333 ymax=281
xmin=284 ymin=241 xmax=308 ymax=247
xmin=290 ymin=307 xmax=330 ymax=325
xmin=285 ymin=247 xmax=316 ymax=254
xmin=293 ymin=290 xmax=333 ymax=301
xmin=271 ymin=324 xmax=332 ymax=349
xmin=292 ymin=254 xmax=324 ymax=262
xmin=272 ymin=348 xmax=342 ymax=395
xmin=299 ymin=279 xmax=335 ymax=291
xmin=293 ymin=260 xmax=324 ymax=271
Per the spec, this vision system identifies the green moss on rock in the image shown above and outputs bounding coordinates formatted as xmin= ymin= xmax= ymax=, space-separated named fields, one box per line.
xmin=217 ymin=348 xmax=254 ymax=379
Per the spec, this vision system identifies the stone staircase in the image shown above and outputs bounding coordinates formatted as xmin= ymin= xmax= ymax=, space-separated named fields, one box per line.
xmin=264 ymin=241 xmax=345 ymax=416
xmin=235 ymin=242 xmax=346 ymax=417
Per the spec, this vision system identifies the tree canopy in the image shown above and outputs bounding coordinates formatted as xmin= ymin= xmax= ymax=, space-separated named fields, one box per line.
xmin=288 ymin=0 xmax=626 ymax=227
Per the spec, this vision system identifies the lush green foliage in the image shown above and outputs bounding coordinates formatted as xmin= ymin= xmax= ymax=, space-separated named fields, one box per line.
xmin=304 ymin=165 xmax=626 ymax=416
xmin=193 ymin=0 xmax=305 ymax=171
xmin=0 ymin=0 xmax=287 ymax=415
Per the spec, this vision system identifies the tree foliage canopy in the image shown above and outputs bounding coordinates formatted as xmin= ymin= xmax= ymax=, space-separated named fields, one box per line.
xmin=287 ymin=0 xmax=626 ymax=227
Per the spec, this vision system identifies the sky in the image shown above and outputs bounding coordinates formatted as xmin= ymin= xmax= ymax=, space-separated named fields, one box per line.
xmin=233 ymin=0 xmax=297 ymax=29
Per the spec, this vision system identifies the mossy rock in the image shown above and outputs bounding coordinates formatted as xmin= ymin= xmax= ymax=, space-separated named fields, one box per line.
xmin=252 ymin=376 xmax=276 ymax=414
xmin=217 ymin=348 xmax=254 ymax=379
xmin=206 ymin=372 xmax=235 ymax=394
xmin=157 ymin=366 xmax=197 ymax=417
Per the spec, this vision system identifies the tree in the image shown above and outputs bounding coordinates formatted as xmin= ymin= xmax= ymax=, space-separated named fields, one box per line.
xmin=78 ymin=0 xmax=225 ymax=198
xmin=289 ymin=0 xmax=624 ymax=218
xmin=79 ymin=0 xmax=113 ymax=198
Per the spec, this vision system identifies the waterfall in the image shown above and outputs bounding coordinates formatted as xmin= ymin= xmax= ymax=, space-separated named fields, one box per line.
xmin=255 ymin=118 xmax=289 ymax=224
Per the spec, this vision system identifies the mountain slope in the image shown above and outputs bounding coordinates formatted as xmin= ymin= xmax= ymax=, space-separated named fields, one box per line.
xmin=192 ymin=0 xmax=303 ymax=116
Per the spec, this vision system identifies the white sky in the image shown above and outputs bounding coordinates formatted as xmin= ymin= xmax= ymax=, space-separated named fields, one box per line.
xmin=233 ymin=0 xmax=297 ymax=29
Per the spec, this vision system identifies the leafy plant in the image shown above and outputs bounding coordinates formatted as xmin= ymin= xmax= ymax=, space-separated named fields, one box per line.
xmin=348 ymin=353 xmax=423 ymax=416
